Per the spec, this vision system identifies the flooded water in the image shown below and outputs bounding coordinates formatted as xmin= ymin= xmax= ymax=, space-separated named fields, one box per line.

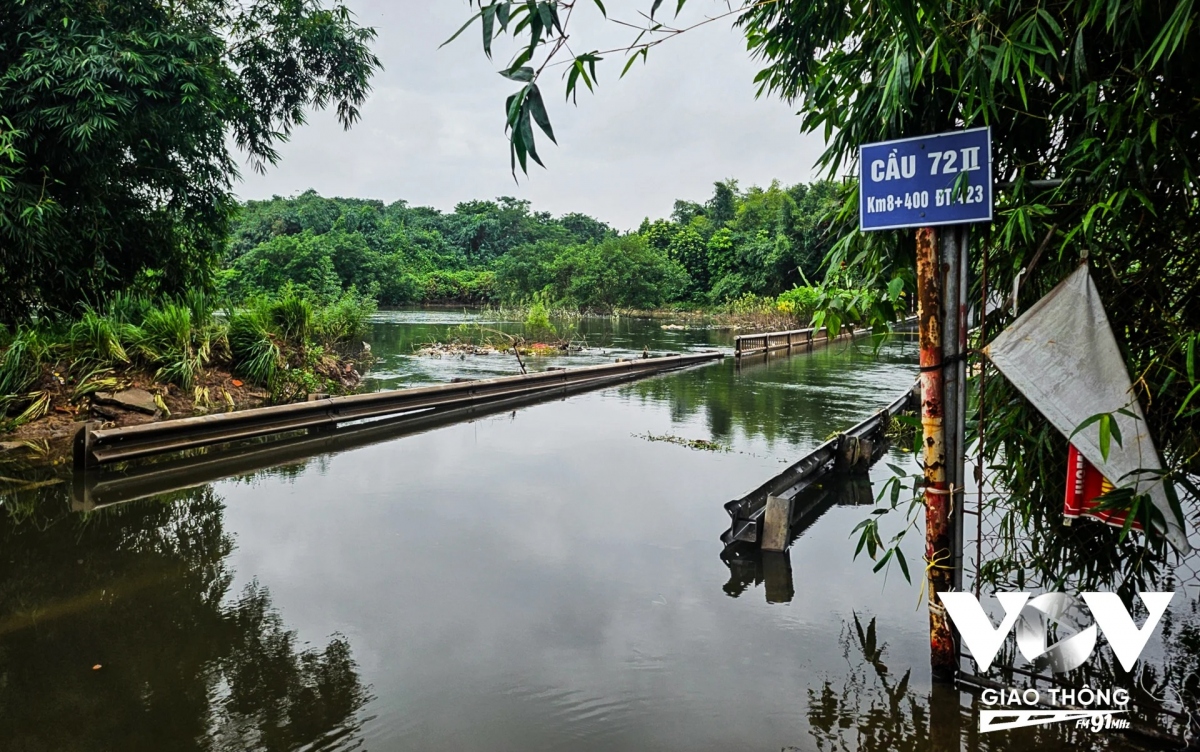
xmin=0 ymin=310 xmax=1195 ymax=751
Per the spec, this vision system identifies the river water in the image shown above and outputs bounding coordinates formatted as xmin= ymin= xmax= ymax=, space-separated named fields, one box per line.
xmin=0 ymin=310 xmax=1194 ymax=751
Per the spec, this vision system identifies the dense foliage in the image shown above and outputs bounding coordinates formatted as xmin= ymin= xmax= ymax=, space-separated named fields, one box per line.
xmin=0 ymin=0 xmax=380 ymax=325
xmin=225 ymin=180 xmax=844 ymax=311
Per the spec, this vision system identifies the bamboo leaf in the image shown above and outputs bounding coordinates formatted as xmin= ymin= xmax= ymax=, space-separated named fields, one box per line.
xmin=482 ymin=5 xmax=495 ymax=58
xmin=440 ymin=10 xmax=482 ymax=48
xmin=1177 ymin=383 xmax=1200 ymax=418
xmin=895 ymin=548 xmax=911 ymax=583
xmin=1098 ymin=414 xmax=1112 ymax=461
xmin=526 ymin=84 xmax=556 ymax=142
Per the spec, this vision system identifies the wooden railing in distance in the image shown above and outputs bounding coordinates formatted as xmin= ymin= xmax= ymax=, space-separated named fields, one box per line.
xmin=733 ymin=315 xmax=919 ymax=358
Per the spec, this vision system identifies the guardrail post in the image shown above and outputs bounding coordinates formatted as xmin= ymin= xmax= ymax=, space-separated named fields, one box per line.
xmin=761 ymin=494 xmax=792 ymax=552
xmin=834 ymin=434 xmax=873 ymax=474
xmin=73 ymin=422 xmax=97 ymax=471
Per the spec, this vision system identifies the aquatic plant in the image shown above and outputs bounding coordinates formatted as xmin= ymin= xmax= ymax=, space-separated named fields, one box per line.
xmin=634 ymin=433 xmax=731 ymax=453
xmin=523 ymin=293 xmax=556 ymax=339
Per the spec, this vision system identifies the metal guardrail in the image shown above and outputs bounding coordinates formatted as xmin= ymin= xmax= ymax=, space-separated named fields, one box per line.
xmin=70 ymin=360 xmax=708 ymax=511
xmin=73 ymin=351 xmax=724 ymax=470
xmin=733 ymin=315 xmax=920 ymax=358
xmin=734 ymin=325 xmax=840 ymax=357
xmin=719 ymin=380 xmax=920 ymax=553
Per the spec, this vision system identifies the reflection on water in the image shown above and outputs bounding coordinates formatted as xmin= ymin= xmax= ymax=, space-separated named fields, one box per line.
xmin=0 ymin=487 xmax=370 ymax=752
xmin=0 ymin=310 xmax=1196 ymax=750
xmin=805 ymin=612 xmax=1195 ymax=751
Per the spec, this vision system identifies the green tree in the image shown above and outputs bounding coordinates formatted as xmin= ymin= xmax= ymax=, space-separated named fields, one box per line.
xmin=226 ymin=231 xmax=342 ymax=302
xmin=737 ymin=0 xmax=1200 ymax=574
xmin=0 ymin=0 xmax=380 ymax=324
xmin=706 ymin=179 xmax=739 ymax=227
xmin=666 ymin=225 xmax=709 ymax=296
xmin=548 ymin=235 xmax=688 ymax=311
xmin=642 ymin=218 xmax=678 ymax=253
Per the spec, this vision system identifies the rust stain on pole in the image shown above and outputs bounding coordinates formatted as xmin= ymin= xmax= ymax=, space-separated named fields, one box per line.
xmin=916 ymin=226 xmax=955 ymax=679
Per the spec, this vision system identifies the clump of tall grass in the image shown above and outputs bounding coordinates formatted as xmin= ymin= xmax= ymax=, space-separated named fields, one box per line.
xmin=228 ymin=304 xmax=283 ymax=391
xmin=68 ymin=308 xmax=131 ymax=369
xmin=105 ymin=290 xmax=155 ymax=325
xmin=0 ymin=327 xmax=54 ymax=429
xmin=226 ymin=287 xmax=374 ymax=401
xmin=133 ymin=303 xmax=218 ymax=390
xmin=268 ymin=288 xmax=313 ymax=343
xmin=314 ymin=287 xmax=376 ymax=345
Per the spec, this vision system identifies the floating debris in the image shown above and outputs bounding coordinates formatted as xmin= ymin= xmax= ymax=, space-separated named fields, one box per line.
xmin=634 ymin=433 xmax=731 ymax=452
xmin=415 ymin=341 xmax=501 ymax=358
xmin=416 ymin=339 xmax=587 ymax=358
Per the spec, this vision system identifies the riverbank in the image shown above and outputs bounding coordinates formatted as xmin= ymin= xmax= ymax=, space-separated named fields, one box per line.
xmin=0 ymin=290 xmax=375 ymax=442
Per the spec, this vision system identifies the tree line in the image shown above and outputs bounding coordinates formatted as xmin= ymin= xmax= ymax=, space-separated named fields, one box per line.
xmin=223 ymin=179 xmax=844 ymax=314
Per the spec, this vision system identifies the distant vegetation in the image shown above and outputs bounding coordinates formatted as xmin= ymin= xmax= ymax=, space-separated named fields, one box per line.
xmin=221 ymin=180 xmax=877 ymax=319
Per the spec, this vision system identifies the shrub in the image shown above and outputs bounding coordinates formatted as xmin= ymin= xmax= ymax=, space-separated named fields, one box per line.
xmin=524 ymin=293 xmax=555 ymax=339
xmin=776 ymin=286 xmax=821 ymax=318
xmin=314 ymin=287 xmax=377 ymax=345
xmin=707 ymin=272 xmax=750 ymax=305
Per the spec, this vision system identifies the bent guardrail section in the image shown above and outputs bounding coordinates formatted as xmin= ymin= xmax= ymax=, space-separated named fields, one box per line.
xmin=719 ymin=380 xmax=920 ymax=555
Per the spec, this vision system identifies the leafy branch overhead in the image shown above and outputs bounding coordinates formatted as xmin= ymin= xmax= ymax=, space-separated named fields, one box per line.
xmin=445 ymin=0 xmax=758 ymax=177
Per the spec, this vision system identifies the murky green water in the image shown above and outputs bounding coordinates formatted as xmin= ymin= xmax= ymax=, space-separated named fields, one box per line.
xmin=0 ymin=310 xmax=1194 ymax=751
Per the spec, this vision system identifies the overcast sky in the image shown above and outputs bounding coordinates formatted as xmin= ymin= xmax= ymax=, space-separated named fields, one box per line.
xmin=233 ymin=1 xmax=831 ymax=230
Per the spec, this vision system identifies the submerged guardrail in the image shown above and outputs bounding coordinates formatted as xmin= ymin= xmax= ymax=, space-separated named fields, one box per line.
xmin=73 ymin=351 xmax=724 ymax=471
xmin=733 ymin=315 xmax=919 ymax=358
xmin=719 ymin=380 xmax=920 ymax=555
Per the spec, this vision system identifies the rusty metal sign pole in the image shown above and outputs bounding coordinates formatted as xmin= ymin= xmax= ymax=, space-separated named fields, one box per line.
xmin=917 ymin=226 xmax=960 ymax=683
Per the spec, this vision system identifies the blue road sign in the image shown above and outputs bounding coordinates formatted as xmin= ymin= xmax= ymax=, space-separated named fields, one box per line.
xmin=859 ymin=127 xmax=992 ymax=232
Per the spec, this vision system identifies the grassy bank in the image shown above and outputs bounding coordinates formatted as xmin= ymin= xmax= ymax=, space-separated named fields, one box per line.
xmin=0 ymin=288 xmax=376 ymax=437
